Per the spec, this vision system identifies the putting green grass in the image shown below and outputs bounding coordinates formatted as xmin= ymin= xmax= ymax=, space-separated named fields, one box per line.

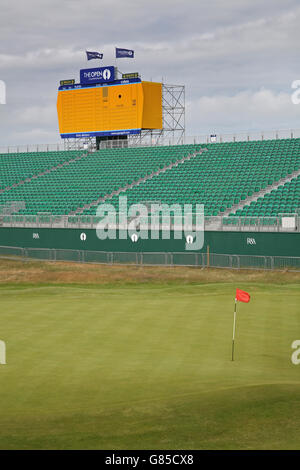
xmin=0 ymin=281 xmax=299 ymax=449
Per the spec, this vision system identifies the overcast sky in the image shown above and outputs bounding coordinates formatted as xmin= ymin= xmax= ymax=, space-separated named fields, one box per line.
xmin=0 ymin=0 xmax=299 ymax=146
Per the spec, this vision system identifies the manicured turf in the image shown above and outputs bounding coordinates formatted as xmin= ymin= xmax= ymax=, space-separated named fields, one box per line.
xmin=0 ymin=280 xmax=299 ymax=449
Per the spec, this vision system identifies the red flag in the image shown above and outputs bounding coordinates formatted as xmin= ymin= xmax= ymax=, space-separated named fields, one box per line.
xmin=236 ymin=288 xmax=250 ymax=303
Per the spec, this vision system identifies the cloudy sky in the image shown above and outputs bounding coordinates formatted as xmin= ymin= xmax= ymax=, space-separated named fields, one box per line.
xmin=0 ymin=0 xmax=299 ymax=146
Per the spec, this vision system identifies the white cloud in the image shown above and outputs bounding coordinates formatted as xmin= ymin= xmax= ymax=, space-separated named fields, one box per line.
xmin=0 ymin=0 xmax=300 ymax=145
xmin=17 ymin=104 xmax=57 ymax=125
xmin=9 ymin=128 xmax=59 ymax=145
xmin=187 ymin=88 xmax=300 ymax=135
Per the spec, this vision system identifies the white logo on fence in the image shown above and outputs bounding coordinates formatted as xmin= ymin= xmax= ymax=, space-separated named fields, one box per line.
xmin=247 ymin=237 xmax=256 ymax=245
xmin=291 ymin=340 xmax=300 ymax=365
xmin=186 ymin=235 xmax=194 ymax=244
xmin=80 ymin=232 xmax=87 ymax=241
xmin=131 ymin=233 xmax=138 ymax=242
xmin=33 ymin=233 xmax=39 ymax=239
xmin=0 ymin=80 xmax=6 ymax=105
xmin=0 ymin=341 xmax=6 ymax=365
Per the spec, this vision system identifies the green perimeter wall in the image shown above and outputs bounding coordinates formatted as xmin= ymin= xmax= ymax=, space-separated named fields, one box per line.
xmin=0 ymin=228 xmax=299 ymax=257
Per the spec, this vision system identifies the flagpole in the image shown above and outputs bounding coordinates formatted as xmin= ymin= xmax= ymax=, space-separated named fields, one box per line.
xmin=232 ymin=298 xmax=237 ymax=361
xmin=114 ymin=48 xmax=117 ymax=75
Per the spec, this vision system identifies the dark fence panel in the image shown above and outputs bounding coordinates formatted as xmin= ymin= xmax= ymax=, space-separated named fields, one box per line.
xmin=0 ymin=245 xmax=300 ymax=271
xmin=26 ymin=248 xmax=53 ymax=261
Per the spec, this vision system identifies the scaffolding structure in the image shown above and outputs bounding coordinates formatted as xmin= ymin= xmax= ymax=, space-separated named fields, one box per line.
xmin=161 ymin=83 xmax=185 ymax=143
xmin=63 ymin=137 xmax=94 ymax=151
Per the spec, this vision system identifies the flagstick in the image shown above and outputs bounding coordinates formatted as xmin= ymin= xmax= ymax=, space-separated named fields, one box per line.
xmin=232 ymin=298 xmax=237 ymax=361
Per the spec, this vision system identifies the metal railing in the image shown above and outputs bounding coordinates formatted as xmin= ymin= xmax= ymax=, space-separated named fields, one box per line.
xmin=1 ymin=128 xmax=300 ymax=154
xmin=0 ymin=245 xmax=299 ymax=271
xmin=0 ymin=143 xmax=67 ymax=154
xmin=0 ymin=214 xmax=299 ymax=232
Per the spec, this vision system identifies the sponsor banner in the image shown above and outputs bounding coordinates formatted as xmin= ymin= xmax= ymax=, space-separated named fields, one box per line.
xmin=122 ymin=72 xmax=139 ymax=79
xmin=60 ymin=79 xmax=75 ymax=86
xmin=58 ymin=77 xmax=141 ymax=91
xmin=60 ymin=129 xmax=141 ymax=139
xmin=80 ymin=66 xmax=115 ymax=85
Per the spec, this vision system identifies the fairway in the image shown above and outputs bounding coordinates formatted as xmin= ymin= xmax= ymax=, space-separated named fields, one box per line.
xmin=0 ymin=262 xmax=299 ymax=449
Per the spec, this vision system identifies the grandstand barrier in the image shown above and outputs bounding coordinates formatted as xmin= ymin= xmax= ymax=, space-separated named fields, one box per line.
xmin=0 ymin=227 xmax=299 ymax=257
xmin=1 ymin=127 xmax=300 ymax=154
xmin=0 ymin=215 xmax=299 ymax=232
xmin=0 ymin=245 xmax=299 ymax=271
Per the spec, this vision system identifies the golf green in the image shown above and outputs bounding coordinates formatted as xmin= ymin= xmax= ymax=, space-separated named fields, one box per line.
xmin=0 ymin=282 xmax=299 ymax=449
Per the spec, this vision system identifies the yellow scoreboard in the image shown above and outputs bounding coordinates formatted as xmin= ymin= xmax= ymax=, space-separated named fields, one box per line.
xmin=57 ymin=80 xmax=162 ymax=138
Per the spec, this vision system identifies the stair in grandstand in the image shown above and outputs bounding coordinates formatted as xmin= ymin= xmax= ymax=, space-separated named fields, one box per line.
xmin=70 ymin=148 xmax=207 ymax=215
xmin=222 ymin=166 xmax=300 ymax=216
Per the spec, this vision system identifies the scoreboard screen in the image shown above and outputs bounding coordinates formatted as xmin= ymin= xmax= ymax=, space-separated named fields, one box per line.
xmin=57 ymin=79 xmax=162 ymax=138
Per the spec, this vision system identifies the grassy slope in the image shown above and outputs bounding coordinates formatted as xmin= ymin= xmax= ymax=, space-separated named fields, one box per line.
xmin=0 ymin=260 xmax=299 ymax=449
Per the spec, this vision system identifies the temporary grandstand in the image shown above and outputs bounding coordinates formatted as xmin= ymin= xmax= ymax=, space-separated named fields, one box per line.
xmin=0 ymin=132 xmax=299 ymax=272
xmin=0 ymin=137 xmax=299 ymax=221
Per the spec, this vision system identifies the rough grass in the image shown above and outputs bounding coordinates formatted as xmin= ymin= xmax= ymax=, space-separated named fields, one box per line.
xmin=0 ymin=259 xmax=299 ymax=449
xmin=0 ymin=257 xmax=300 ymax=286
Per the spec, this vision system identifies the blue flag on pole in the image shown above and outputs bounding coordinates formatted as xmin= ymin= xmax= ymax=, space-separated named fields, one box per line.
xmin=116 ymin=47 xmax=134 ymax=58
xmin=86 ymin=51 xmax=103 ymax=60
